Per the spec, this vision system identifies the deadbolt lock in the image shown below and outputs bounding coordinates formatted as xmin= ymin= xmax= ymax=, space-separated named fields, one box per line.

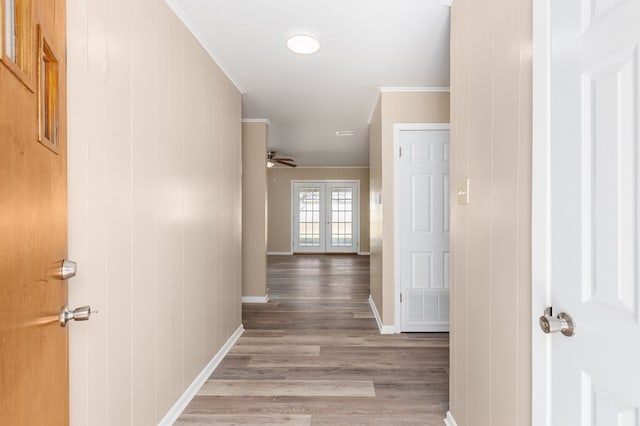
xmin=58 ymin=260 xmax=77 ymax=280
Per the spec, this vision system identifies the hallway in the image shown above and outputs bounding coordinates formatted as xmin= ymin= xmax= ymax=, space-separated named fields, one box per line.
xmin=177 ymin=255 xmax=449 ymax=425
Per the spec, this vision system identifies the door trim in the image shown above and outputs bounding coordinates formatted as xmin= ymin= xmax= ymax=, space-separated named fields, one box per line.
xmin=532 ymin=0 xmax=552 ymax=423
xmin=290 ymin=180 xmax=361 ymax=254
xmin=393 ymin=123 xmax=451 ymax=332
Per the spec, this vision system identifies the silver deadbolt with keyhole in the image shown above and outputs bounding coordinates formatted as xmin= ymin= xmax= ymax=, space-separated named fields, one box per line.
xmin=58 ymin=259 xmax=77 ymax=280
xmin=539 ymin=307 xmax=575 ymax=336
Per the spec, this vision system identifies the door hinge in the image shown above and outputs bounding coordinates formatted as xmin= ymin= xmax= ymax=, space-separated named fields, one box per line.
xmin=400 ymin=292 xmax=402 ymax=303
xmin=399 ymin=146 xmax=402 ymax=157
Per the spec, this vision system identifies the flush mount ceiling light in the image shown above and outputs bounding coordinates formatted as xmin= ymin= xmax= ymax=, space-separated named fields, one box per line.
xmin=286 ymin=34 xmax=320 ymax=55
xmin=336 ymin=130 xmax=357 ymax=136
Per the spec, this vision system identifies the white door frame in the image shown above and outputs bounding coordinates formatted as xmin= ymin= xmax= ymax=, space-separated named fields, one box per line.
xmin=393 ymin=123 xmax=451 ymax=332
xmin=532 ymin=0 xmax=552 ymax=423
xmin=290 ymin=180 xmax=361 ymax=254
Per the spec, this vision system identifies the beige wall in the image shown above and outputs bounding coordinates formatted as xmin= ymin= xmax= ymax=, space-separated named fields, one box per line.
xmin=67 ymin=0 xmax=243 ymax=424
xmin=268 ymin=168 xmax=370 ymax=253
xmin=449 ymin=0 xmax=532 ymax=424
xmin=242 ymin=122 xmax=268 ymax=298
xmin=369 ymin=92 xmax=450 ymax=325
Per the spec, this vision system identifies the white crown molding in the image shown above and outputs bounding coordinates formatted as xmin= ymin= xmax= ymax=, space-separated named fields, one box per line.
xmin=164 ymin=0 xmax=245 ymax=94
xmin=379 ymin=86 xmax=450 ymax=93
xmin=369 ymin=295 xmax=398 ymax=334
xmin=158 ymin=324 xmax=244 ymax=425
xmin=241 ymin=295 xmax=270 ymax=304
xmin=241 ymin=119 xmax=270 ymax=124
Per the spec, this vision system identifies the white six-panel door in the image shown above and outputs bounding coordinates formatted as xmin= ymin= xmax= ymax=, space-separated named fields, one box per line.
xmin=292 ymin=181 xmax=359 ymax=254
xmin=534 ymin=0 xmax=640 ymax=423
xmin=396 ymin=125 xmax=450 ymax=332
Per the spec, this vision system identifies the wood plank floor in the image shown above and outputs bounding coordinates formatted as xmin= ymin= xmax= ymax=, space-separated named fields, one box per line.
xmin=176 ymin=255 xmax=449 ymax=425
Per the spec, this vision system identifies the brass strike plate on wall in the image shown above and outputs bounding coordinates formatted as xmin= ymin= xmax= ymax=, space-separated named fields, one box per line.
xmin=457 ymin=178 xmax=470 ymax=205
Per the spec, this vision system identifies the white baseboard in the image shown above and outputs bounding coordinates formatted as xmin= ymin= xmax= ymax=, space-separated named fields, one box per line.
xmin=358 ymin=251 xmax=370 ymax=255
xmin=444 ymin=411 xmax=458 ymax=426
xmin=368 ymin=295 xmax=398 ymax=334
xmin=158 ymin=324 xmax=244 ymax=425
xmin=241 ymin=295 xmax=270 ymax=303
xmin=267 ymin=251 xmax=292 ymax=255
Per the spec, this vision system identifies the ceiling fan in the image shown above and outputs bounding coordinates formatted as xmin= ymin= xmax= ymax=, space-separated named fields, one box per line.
xmin=267 ymin=150 xmax=297 ymax=168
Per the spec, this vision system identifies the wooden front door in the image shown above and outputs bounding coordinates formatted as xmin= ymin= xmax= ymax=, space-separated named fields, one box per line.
xmin=0 ymin=0 xmax=69 ymax=424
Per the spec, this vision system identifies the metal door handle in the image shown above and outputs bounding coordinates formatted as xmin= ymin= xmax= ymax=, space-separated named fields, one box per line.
xmin=539 ymin=307 xmax=575 ymax=336
xmin=60 ymin=305 xmax=93 ymax=327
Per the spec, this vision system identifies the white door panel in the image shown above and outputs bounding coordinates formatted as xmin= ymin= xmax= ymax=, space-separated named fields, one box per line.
xmin=534 ymin=0 xmax=640 ymax=423
xmin=397 ymin=126 xmax=450 ymax=332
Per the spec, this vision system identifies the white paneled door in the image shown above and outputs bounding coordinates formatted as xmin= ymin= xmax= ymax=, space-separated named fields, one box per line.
xmin=292 ymin=181 xmax=359 ymax=254
xmin=396 ymin=125 xmax=450 ymax=332
xmin=534 ymin=0 xmax=640 ymax=423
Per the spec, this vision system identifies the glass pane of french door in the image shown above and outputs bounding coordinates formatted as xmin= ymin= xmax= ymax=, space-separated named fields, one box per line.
xmin=292 ymin=183 xmax=325 ymax=252
xmin=325 ymin=182 xmax=358 ymax=253
xmin=298 ymin=187 xmax=321 ymax=247
xmin=330 ymin=187 xmax=353 ymax=247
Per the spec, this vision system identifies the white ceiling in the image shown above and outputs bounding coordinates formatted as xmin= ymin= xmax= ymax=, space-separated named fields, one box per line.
xmin=168 ymin=0 xmax=451 ymax=167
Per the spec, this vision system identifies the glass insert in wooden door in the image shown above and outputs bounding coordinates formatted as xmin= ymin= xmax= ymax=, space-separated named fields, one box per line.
xmin=1 ymin=0 xmax=35 ymax=89
xmin=4 ymin=0 xmax=17 ymax=61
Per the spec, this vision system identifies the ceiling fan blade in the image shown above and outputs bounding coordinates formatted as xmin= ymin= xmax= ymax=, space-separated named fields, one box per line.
xmin=272 ymin=157 xmax=293 ymax=162
xmin=275 ymin=159 xmax=297 ymax=167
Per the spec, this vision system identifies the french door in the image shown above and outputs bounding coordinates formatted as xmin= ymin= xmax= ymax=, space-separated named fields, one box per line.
xmin=292 ymin=181 xmax=359 ymax=253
